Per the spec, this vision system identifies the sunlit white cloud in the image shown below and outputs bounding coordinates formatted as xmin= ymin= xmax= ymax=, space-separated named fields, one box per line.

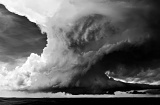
xmin=0 ymin=0 xmax=64 ymax=25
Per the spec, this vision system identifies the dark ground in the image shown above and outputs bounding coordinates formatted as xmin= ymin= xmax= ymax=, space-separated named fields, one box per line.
xmin=0 ymin=96 xmax=159 ymax=105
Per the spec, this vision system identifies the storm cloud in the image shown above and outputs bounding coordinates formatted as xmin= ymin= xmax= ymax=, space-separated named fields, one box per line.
xmin=0 ymin=0 xmax=160 ymax=94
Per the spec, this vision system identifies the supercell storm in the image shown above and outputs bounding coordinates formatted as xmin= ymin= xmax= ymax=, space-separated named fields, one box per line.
xmin=0 ymin=0 xmax=160 ymax=94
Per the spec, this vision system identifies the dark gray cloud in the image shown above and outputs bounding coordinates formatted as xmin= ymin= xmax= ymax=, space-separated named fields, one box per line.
xmin=59 ymin=0 xmax=160 ymax=93
xmin=87 ymin=0 xmax=160 ymax=86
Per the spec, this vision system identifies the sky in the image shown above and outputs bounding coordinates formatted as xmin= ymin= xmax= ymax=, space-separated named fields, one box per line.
xmin=0 ymin=0 xmax=160 ymax=97
xmin=0 ymin=4 xmax=46 ymax=70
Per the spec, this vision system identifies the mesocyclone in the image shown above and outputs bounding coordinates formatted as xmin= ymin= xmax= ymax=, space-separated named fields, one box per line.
xmin=0 ymin=0 xmax=159 ymax=93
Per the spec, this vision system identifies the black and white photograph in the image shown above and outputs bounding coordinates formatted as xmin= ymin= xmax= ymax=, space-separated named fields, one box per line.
xmin=0 ymin=0 xmax=159 ymax=104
